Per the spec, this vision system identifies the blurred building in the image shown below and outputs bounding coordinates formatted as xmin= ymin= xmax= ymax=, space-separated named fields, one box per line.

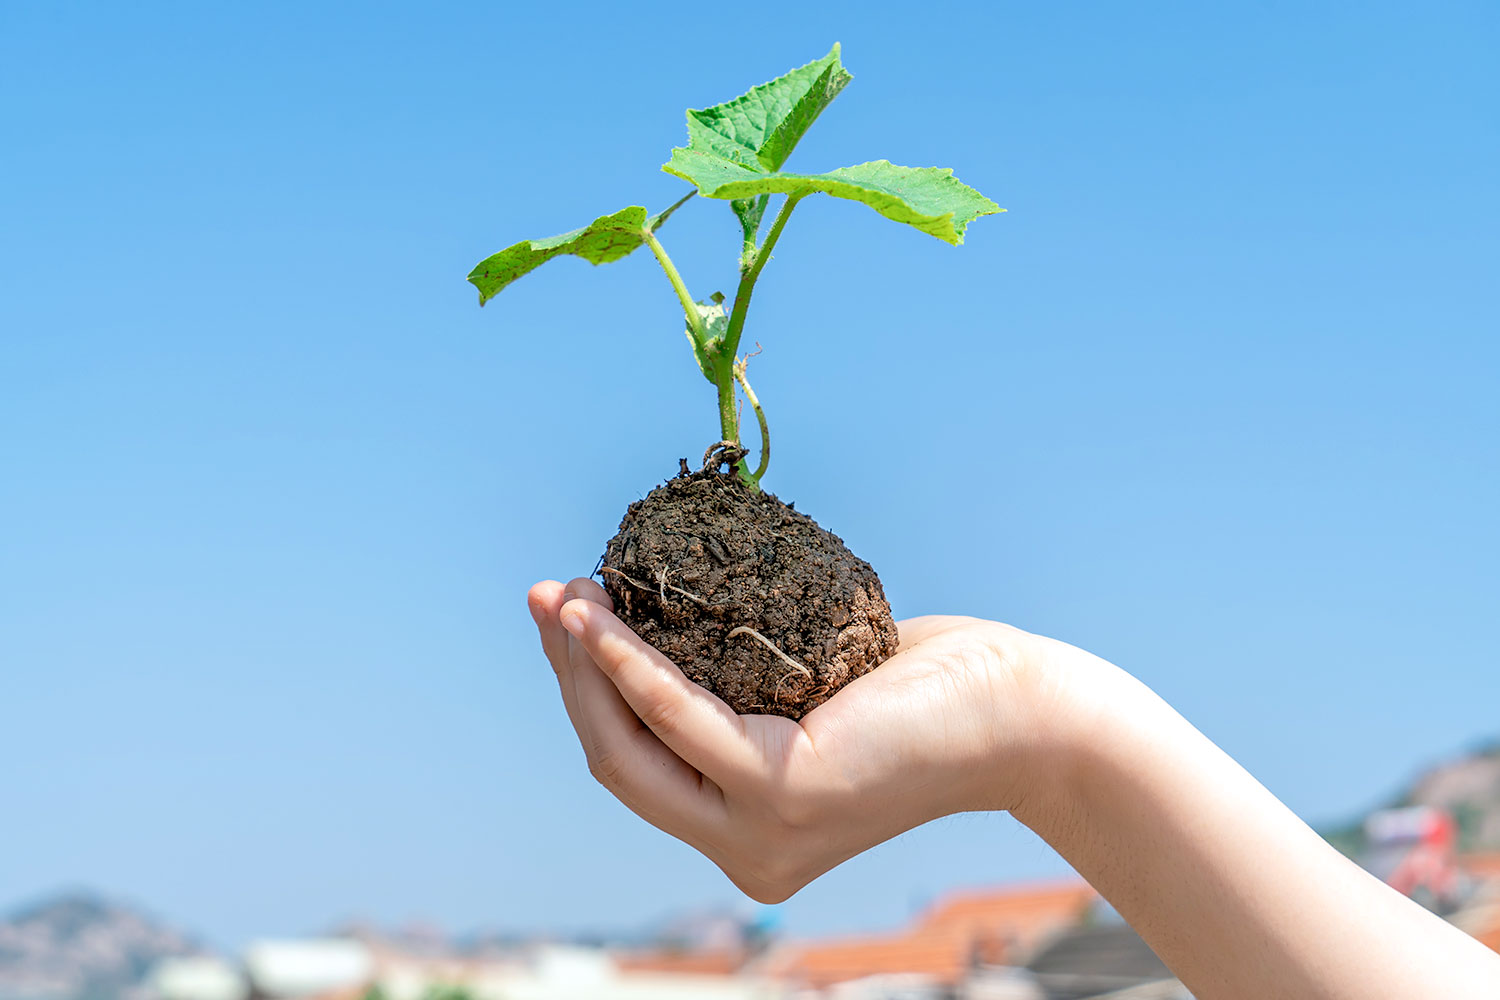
xmin=757 ymin=881 xmax=1096 ymax=995
xmin=151 ymin=957 xmax=248 ymax=1000
xmin=1360 ymin=806 xmax=1462 ymax=911
xmin=244 ymin=940 xmax=373 ymax=999
xmin=1019 ymin=924 xmax=1174 ymax=1000
xmin=117 ymin=835 xmax=1500 ymax=1000
xmin=296 ymin=942 xmax=783 ymax=1000
xmin=1449 ymin=852 xmax=1500 ymax=956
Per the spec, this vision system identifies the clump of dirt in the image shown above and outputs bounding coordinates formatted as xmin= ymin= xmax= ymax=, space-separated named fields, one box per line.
xmin=599 ymin=466 xmax=899 ymax=720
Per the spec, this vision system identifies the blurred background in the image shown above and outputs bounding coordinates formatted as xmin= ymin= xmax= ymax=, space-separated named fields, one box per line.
xmin=2 ymin=1 xmax=1497 ymax=998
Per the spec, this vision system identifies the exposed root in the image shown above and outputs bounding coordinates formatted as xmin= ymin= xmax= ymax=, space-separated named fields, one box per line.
xmin=772 ymin=668 xmax=812 ymax=705
xmin=603 ymin=566 xmax=708 ymax=607
xmin=701 ymin=440 xmax=749 ymax=473
xmin=600 ymin=566 xmax=655 ymax=595
xmin=656 ymin=566 xmax=707 ymax=606
xmin=727 ymin=626 xmax=812 ymax=677
xmin=669 ymin=584 xmax=708 ymax=605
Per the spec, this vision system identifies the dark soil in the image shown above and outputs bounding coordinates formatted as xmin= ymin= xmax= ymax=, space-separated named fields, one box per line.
xmin=599 ymin=467 xmax=899 ymax=720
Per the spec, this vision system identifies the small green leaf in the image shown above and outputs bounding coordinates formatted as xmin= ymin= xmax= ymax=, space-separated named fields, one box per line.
xmin=664 ymin=153 xmax=1003 ymax=245
xmin=467 ymin=194 xmax=690 ymax=306
xmin=684 ymin=298 xmax=728 ymax=382
xmin=681 ymin=44 xmax=851 ymax=174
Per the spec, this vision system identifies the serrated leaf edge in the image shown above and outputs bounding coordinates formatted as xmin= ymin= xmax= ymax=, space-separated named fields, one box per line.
xmin=662 ymin=153 xmax=1004 ymax=245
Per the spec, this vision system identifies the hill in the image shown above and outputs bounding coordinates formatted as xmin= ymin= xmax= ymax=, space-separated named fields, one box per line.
xmin=0 ymin=893 xmax=199 ymax=1000
xmin=1324 ymin=741 xmax=1500 ymax=856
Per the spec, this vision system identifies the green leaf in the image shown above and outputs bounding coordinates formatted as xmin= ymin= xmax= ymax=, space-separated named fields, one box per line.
xmin=661 ymin=46 xmax=999 ymax=248
xmin=757 ymin=57 xmax=853 ymax=171
xmin=467 ymin=194 xmax=691 ymax=306
xmin=663 ymin=153 xmax=1003 ymax=245
xmin=681 ymin=44 xmax=851 ymax=174
xmin=684 ymin=297 xmax=728 ymax=382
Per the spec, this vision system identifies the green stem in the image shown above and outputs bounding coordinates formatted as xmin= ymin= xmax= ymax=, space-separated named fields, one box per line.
xmin=644 ymin=196 xmax=802 ymax=493
xmin=723 ymin=193 xmax=804 ymax=363
xmin=734 ymin=360 xmax=770 ymax=482
xmin=715 ymin=358 xmax=738 ymax=446
xmin=644 ymin=223 xmax=750 ymax=486
xmin=641 ymin=226 xmax=707 ymax=343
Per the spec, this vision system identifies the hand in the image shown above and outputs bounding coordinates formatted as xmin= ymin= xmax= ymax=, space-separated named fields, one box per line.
xmin=530 ymin=577 xmax=1500 ymax=997
xmin=527 ymin=576 xmax=1058 ymax=903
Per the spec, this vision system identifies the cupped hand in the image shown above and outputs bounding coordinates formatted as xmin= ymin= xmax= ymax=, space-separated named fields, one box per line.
xmin=528 ymin=576 xmax=1061 ymax=903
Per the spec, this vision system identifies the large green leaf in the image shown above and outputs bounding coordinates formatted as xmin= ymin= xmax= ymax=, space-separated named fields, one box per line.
xmin=663 ymin=152 xmax=1002 ymax=245
xmin=679 ymin=44 xmax=851 ymax=248
xmin=467 ymin=197 xmax=688 ymax=306
xmin=682 ymin=44 xmax=851 ymax=174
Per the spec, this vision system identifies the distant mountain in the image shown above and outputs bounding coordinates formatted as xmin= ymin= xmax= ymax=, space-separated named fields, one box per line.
xmin=0 ymin=893 xmax=200 ymax=1000
xmin=1324 ymin=741 xmax=1500 ymax=856
xmin=1406 ymin=741 xmax=1500 ymax=850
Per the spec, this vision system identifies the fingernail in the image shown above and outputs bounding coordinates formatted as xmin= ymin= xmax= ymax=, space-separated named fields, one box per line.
xmin=560 ymin=610 xmax=585 ymax=637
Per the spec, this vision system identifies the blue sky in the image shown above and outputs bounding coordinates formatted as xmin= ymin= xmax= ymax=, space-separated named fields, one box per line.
xmin=2 ymin=0 xmax=1497 ymax=950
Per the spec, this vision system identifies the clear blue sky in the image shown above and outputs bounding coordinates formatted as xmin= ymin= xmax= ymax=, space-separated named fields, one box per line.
xmin=2 ymin=0 xmax=1496 ymax=950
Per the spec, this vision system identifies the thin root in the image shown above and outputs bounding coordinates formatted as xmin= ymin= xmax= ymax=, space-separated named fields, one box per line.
xmin=602 ymin=566 xmax=706 ymax=606
xmin=702 ymin=440 xmax=749 ymax=473
xmin=772 ymin=669 xmax=806 ymax=705
xmin=600 ymin=566 xmax=655 ymax=594
xmin=656 ymin=566 xmax=707 ymax=605
xmin=727 ymin=626 xmax=812 ymax=677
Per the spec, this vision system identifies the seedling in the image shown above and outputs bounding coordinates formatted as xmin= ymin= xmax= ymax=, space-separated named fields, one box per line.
xmin=468 ymin=44 xmax=1000 ymax=491
xmin=470 ymin=46 xmax=1002 ymax=718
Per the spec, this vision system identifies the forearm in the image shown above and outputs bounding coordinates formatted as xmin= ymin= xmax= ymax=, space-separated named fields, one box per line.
xmin=1009 ymin=646 xmax=1500 ymax=999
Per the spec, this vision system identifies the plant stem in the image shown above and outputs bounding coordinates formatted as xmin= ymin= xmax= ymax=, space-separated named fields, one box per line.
xmin=723 ymin=193 xmax=803 ymax=363
xmin=644 ymin=223 xmax=751 ymax=486
xmin=644 ymin=196 xmax=802 ymax=493
xmin=641 ymin=226 xmax=707 ymax=343
xmin=734 ymin=360 xmax=770 ymax=482
xmin=714 ymin=357 xmax=739 ymax=442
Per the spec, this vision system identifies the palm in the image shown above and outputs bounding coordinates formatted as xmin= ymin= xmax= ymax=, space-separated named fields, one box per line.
xmin=532 ymin=579 xmax=1025 ymax=901
xmin=737 ymin=615 xmax=1003 ymax=772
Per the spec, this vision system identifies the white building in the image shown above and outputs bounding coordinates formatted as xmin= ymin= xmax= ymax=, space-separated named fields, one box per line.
xmin=245 ymin=939 xmax=374 ymax=998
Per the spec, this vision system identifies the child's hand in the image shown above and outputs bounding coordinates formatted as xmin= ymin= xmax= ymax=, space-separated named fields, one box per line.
xmin=527 ymin=577 xmax=1056 ymax=903
xmin=526 ymin=575 xmax=1500 ymax=998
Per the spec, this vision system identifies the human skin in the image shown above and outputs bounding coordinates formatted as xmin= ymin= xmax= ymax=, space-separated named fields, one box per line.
xmin=528 ymin=576 xmax=1500 ymax=999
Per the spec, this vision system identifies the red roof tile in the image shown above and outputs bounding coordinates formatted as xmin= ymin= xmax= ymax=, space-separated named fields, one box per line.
xmin=1460 ymin=852 xmax=1500 ymax=882
xmin=766 ymin=880 xmax=1095 ymax=989
xmin=615 ymin=949 xmax=746 ymax=976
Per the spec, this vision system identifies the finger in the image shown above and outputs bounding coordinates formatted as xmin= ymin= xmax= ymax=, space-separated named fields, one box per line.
xmin=529 ymin=579 xmax=589 ymax=743
xmin=537 ymin=581 xmax=726 ymax=836
xmin=528 ymin=580 xmax=572 ymax=669
xmin=563 ymin=575 xmax=613 ymax=612
xmin=558 ymin=585 xmax=727 ymax=835
xmin=895 ymin=615 xmax=981 ymax=652
xmin=567 ymin=627 xmax=728 ymax=836
xmin=560 ymin=598 xmax=765 ymax=792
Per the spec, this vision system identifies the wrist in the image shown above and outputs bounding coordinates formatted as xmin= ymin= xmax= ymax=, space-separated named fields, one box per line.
xmin=984 ymin=628 xmax=1144 ymax=827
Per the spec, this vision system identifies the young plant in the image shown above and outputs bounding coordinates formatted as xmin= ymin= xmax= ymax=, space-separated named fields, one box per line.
xmin=470 ymin=46 xmax=1002 ymax=720
xmin=468 ymin=43 xmax=1001 ymax=491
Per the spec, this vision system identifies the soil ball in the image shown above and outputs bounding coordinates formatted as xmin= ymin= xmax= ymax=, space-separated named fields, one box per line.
xmin=600 ymin=469 xmax=899 ymax=720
